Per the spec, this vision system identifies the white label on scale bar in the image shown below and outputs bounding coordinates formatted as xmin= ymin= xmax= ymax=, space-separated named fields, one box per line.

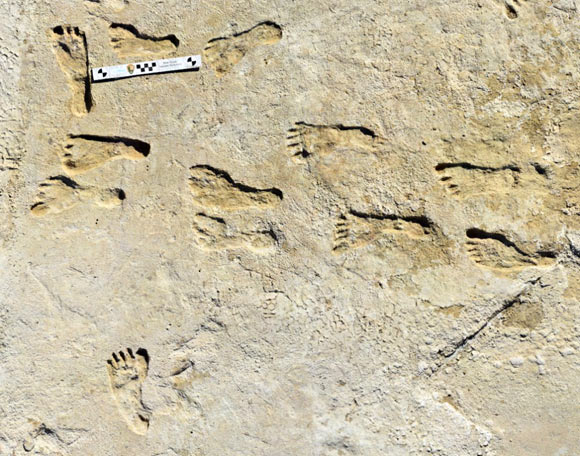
xmin=92 ymin=55 xmax=201 ymax=82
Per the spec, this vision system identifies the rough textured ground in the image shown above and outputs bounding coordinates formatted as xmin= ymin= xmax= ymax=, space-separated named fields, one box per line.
xmin=1 ymin=0 xmax=579 ymax=454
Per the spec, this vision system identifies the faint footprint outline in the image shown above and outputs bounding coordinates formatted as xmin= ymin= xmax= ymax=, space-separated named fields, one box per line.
xmin=435 ymin=162 xmax=521 ymax=197
xmin=333 ymin=210 xmax=435 ymax=253
xmin=30 ymin=176 xmax=125 ymax=217
xmin=203 ymin=21 xmax=282 ymax=76
xmin=109 ymin=23 xmax=179 ymax=58
xmin=192 ymin=212 xmax=278 ymax=253
xmin=22 ymin=422 xmax=86 ymax=453
xmin=286 ymin=122 xmax=386 ymax=162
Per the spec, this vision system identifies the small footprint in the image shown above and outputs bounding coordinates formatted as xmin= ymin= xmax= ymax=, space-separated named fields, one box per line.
xmin=21 ymin=422 xmax=85 ymax=454
xmin=465 ymin=228 xmax=556 ymax=272
xmin=109 ymin=23 xmax=179 ymax=59
xmin=435 ymin=163 xmax=521 ymax=197
xmin=203 ymin=22 xmax=282 ymax=76
xmin=287 ymin=122 xmax=386 ymax=162
xmin=50 ymin=25 xmax=92 ymax=116
xmin=106 ymin=348 xmax=151 ymax=435
xmin=30 ymin=176 xmax=125 ymax=217
xmin=58 ymin=135 xmax=150 ymax=175
xmin=189 ymin=165 xmax=282 ymax=211
xmin=333 ymin=211 xmax=433 ymax=253
xmin=192 ymin=213 xmax=277 ymax=253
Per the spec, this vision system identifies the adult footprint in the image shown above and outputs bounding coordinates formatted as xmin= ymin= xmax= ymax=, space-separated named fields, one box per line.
xmin=109 ymin=23 xmax=179 ymax=58
xmin=192 ymin=213 xmax=277 ymax=253
xmin=106 ymin=348 xmax=151 ymax=435
xmin=50 ymin=25 xmax=92 ymax=116
xmin=58 ymin=135 xmax=150 ymax=175
xmin=203 ymin=22 xmax=282 ymax=76
xmin=30 ymin=176 xmax=125 ymax=217
xmin=189 ymin=165 xmax=282 ymax=211
xmin=287 ymin=122 xmax=386 ymax=162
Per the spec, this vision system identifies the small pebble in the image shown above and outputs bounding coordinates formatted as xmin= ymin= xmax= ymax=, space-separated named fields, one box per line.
xmin=510 ymin=357 xmax=524 ymax=367
xmin=417 ymin=361 xmax=429 ymax=373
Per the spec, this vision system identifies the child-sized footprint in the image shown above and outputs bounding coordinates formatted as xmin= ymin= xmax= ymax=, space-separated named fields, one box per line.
xmin=203 ymin=22 xmax=282 ymax=76
xmin=30 ymin=176 xmax=125 ymax=217
xmin=50 ymin=25 xmax=92 ymax=116
xmin=107 ymin=348 xmax=151 ymax=435
xmin=435 ymin=163 xmax=520 ymax=198
xmin=465 ymin=228 xmax=556 ymax=272
xmin=58 ymin=135 xmax=150 ymax=175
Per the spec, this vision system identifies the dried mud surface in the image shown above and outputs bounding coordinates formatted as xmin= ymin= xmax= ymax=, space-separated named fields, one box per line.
xmin=1 ymin=0 xmax=580 ymax=454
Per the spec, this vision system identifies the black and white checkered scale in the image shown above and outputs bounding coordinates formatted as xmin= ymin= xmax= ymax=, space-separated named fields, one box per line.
xmin=91 ymin=55 xmax=201 ymax=82
xmin=136 ymin=62 xmax=157 ymax=73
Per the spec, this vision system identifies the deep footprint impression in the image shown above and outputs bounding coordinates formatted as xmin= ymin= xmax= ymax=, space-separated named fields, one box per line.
xmin=203 ymin=22 xmax=282 ymax=76
xmin=58 ymin=135 xmax=151 ymax=175
xmin=106 ymin=348 xmax=151 ymax=435
xmin=30 ymin=176 xmax=125 ymax=217
xmin=50 ymin=25 xmax=92 ymax=116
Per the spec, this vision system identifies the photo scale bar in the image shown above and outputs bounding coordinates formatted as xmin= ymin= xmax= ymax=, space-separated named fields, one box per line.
xmin=92 ymin=55 xmax=202 ymax=82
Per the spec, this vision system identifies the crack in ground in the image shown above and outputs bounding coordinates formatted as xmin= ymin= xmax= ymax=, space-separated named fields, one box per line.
xmin=430 ymin=275 xmax=543 ymax=374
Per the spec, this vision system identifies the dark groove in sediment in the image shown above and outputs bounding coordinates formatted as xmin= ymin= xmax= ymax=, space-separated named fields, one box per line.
xmin=437 ymin=277 xmax=541 ymax=360
xmin=349 ymin=209 xmax=436 ymax=231
xmin=68 ymin=134 xmax=151 ymax=156
xmin=110 ymin=23 xmax=180 ymax=47
xmin=190 ymin=165 xmax=283 ymax=200
xmin=435 ymin=162 xmax=520 ymax=172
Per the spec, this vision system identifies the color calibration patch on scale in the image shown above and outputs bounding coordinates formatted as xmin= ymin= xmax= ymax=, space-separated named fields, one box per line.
xmin=92 ymin=55 xmax=202 ymax=82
